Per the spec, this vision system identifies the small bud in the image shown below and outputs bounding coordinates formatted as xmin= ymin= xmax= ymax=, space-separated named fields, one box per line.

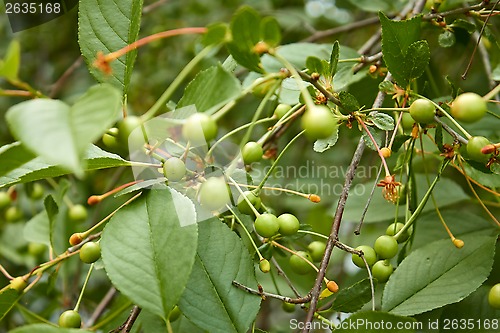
xmin=87 ymin=195 xmax=101 ymax=205
xmin=481 ymin=144 xmax=496 ymax=155
xmin=327 ymin=280 xmax=339 ymax=293
xmin=380 ymin=147 xmax=392 ymax=158
xmin=9 ymin=276 xmax=28 ymax=292
xmin=308 ymin=194 xmax=321 ymax=203
xmin=310 ymin=72 xmax=320 ymax=80
xmin=253 ymin=41 xmax=269 ymax=55
xmin=453 ymin=238 xmax=464 ymax=249
xmin=259 ymin=259 xmax=271 ymax=273
xmin=69 ymin=233 xmax=84 ymax=246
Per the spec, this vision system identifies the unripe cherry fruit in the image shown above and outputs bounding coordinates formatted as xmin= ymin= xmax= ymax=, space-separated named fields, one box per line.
xmin=277 ymin=213 xmax=300 ymax=236
xmin=5 ymin=206 xmax=23 ymax=222
xmin=380 ymin=147 xmax=391 ymax=158
xmin=198 ymin=177 xmax=231 ymax=211
xmin=117 ymin=116 xmax=142 ymax=145
xmin=282 ymin=302 xmax=295 ymax=313
xmin=409 ymin=99 xmax=435 ymax=124
xmin=29 ymin=183 xmax=45 ymax=200
xmin=9 ymin=277 xmax=28 ymax=292
xmin=68 ymin=204 xmax=88 ymax=222
xmin=374 ymin=235 xmax=399 ymax=259
xmin=289 ymin=251 xmax=313 ymax=275
xmin=451 ymin=92 xmax=487 ymax=123
xmin=163 ymin=157 xmax=186 ymax=182
xmin=466 ymin=136 xmax=492 ymax=163
xmin=371 ymin=260 xmax=393 ymax=283
xmin=259 ymin=259 xmax=271 ymax=273
xmin=182 ymin=113 xmax=217 ymax=143
xmin=79 ymin=242 xmax=101 ymax=264
xmin=58 ymin=310 xmax=81 ymax=328
xmin=254 ymin=213 xmax=280 ymax=238
xmin=385 ymin=222 xmax=412 ymax=243
xmin=301 ymin=105 xmax=337 ymax=140
xmin=352 ymin=245 xmax=377 ymax=268
xmin=237 ymin=191 xmax=261 ymax=215
xmin=274 ymin=104 xmax=292 ymax=119
xmin=242 ymin=142 xmax=263 ymax=164
xmin=307 ymin=241 xmax=326 ymax=262
xmin=488 ymin=283 xmax=500 ymax=309
xmin=0 ymin=191 xmax=11 ymax=209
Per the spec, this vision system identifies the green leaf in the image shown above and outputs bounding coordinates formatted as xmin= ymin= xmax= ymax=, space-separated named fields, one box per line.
xmin=378 ymin=80 xmax=397 ymax=94
xmin=260 ymin=16 xmax=281 ymax=47
xmin=335 ymin=311 xmax=417 ymax=332
xmin=0 ymin=289 xmax=23 ymax=321
xmin=45 ymin=195 xmax=59 ymax=254
xmin=202 ymin=23 xmax=229 ymax=46
xmin=0 ymin=144 xmax=129 ymax=189
xmin=306 ymin=56 xmax=326 ymax=75
xmin=438 ymin=30 xmax=456 ymax=48
xmin=313 ymin=127 xmax=339 ymax=153
xmin=379 ymin=13 xmax=429 ymax=87
xmin=0 ymin=142 xmax=36 ymax=178
xmin=6 ymin=84 xmax=121 ymax=176
xmin=226 ymin=6 xmax=262 ymax=73
xmin=177 ymin=65 xmax=241 ymax=113
xmin=461 ymin=160 xmax=500 ymax=188
xmin=338 ymin=91 xmax=360 ymax=112
xmin=10 ymin=324 xmax=92 ymax=333
xmin=382 ymin=234 xmax=497 ymax=316
xmin=450 ymin=19 xmax=476 ymax=34
xmin=362 ymin=126 xmax=383 ymax=151
xmin=329 ymin=41 xmax=340 ymax=78
xmin=179 ymin=218 xmax=261 ymax=333
xmin=0 ymin=40 xmax=21 ymax=81
xmin=23 ymin=211 xmax=50 ymax=246
xmin=101 ymin=189 xmax=198 ymax=321
xmin=330 ymin=278 xmax=373 ymax=313
xmin=78 ymin=0 xmax=144 ymax=94
xmin=369 ymin=111 xmax=395 ymax=131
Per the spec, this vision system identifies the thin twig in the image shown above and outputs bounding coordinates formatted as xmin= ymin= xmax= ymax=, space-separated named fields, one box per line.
xmin=49 ymin=56 xmax=83 ymax=98
xmin=271 ymin=258 xmax=302 ymax=298
xmin=304 ymin=16 xmax=380 ymax=42
xmin=302 ymin=72 xmax=392 ymax=332
xmin=87 ymin=287 xmax=117 ymax=327
xmin=354 ymin=162 xmax=384 ymax=235
xmin=110 ymin=305 xmax=142 ymax=333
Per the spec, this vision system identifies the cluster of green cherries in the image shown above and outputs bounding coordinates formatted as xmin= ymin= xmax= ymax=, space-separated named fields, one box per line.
xmin=351 ymin=222 xmax=412 ymax=283
xmin=407 ymin=92 xmax=496 ymax=164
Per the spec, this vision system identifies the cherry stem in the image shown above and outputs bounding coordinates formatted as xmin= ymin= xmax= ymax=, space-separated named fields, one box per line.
xmin=227 ymin=176 xmax=260 ymax=217
xmin=394 ymin=159 xmax=450 ymax=240
xmin=457 ymin=157 xmax=500 ymax=227
xmin=0 ymin=264 xmax=15 ymax=280
xmin=356 ymin=116 xmax=391 ymax=177
xmin=483 ymin=82 xmax=500 ymax=101
xmin=297 ymin=230 xmax=328 ymax=240
xmin=271 ymin=241 xmax=320 ymax=275
xmin=88 ymin=180 xmax=142 ymax=205
xmin=98 ymin=27 xmax=207 ymax=65
xmin=226 ymin=205 xmax=264 ymax=260
xmin=231 ymin=182 xmax=320 ymax=202
xmin=256 ymin=131 xmax=304 ymax=193
xmin=74 ymin=263 xmax=94 ymax=312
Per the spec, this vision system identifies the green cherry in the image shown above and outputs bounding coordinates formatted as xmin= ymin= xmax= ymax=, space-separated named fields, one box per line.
xmin=0 ymin=191 xmax=11 ymax=209
xmin=352 ymin=245 xmax=377 ymax=268
xmin=29 ymin=183 xmax=45 ymax=200
xmin=282 ymin=302 xmax=296 ymax=313
xmin=58 ymin=310 xmax=81 ymax=328
xmin=254 ymin=213 xmax=280 ymax=238
xmin=198 ymin=177 xmax=230 ymax=211
xmin=301 ymin=105 xmax=337 ymax=140
xmin=182 ymin=113 xmax=218 ymax=143
xmin=409 ymin=99 xmax=435 ymax=124
xmin=371 ymin=260 xmax=394 ymax=283
xmin=307 ymin=241 xmax=326 ymax=262
xmin=385 ymin=222 xmax=412 ymax=243
xmin=68 ymin=204 xmax=88 ymax=222
xmin=374 ymin=235 xmax=398 ymax=259
xmin=289 ymin=251 xmax=313 ymax=275
xmin=466 ymin=136 xmax=492 ymax=163
xmin=277 ymin=213 xmax=300 ymax=236
xmin=451 ymin=92 xmax=487 ymax=123
xmin=242 ymin=142 xmax=263 ymax=164
xmin=488 ymin=283 xmax=500 ymax=309
xmin=274 ymin=103 xmax=292 ymax=119
xmin=163 ymin=157 xmax=186 ymax=182
xmin=79 ymin=242 xmax=101 ymax=264
xmin=237 ymin=191 xmax=261 ymax=215
xmin=168 ymin=306 xmax=182 ymax=322
xmin=5 ymin=206 xmax=23 ymax=222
